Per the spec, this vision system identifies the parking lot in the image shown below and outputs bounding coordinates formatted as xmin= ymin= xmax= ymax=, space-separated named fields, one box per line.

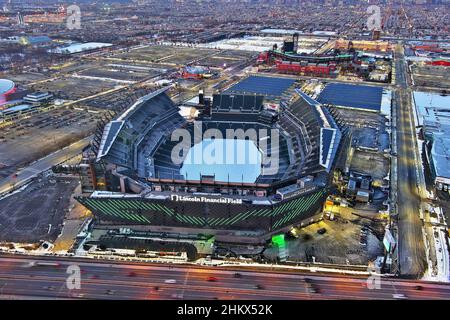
xmin=0 ymin=175 xmax=79 ymax=243
xmin=78 ymin=65 xmax=159 ymax=82
xmin=196 ymin=50 xmax=255 ymax=69
xmin=112 ymin=45 xmax=212 ymax=65
xmin=0 ymin=107 xmax=103 ymax=179
xmin=82 ymin=86 xmax=150 ymax=111
xmin=31 ymin=76 xmax=118 ymax=100
xmin=5 ymin=72 xmax=50 ymax=85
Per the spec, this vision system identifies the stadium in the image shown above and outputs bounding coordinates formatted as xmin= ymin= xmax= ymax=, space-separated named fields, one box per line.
xmin=77 ymin=76 xmax=346 ymax=244
xmin=0 ymin=79 xmax=16 ymax=105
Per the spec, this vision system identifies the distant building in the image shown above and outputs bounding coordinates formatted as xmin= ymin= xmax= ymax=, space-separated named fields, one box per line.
xmin=181 ymin=66 xmax=211 ymax=80
xmin=0 ymin=104 xmax=36 ymax=119
xmin=51 ymin=42 xmax=112 ymax=54
xmin=23 ymin=92 xmax=53 ymax=105
xmin=356 ymin=190 xmax=370 ymax=203
xmin=335 ymin=39 xmax=391 ymax=52
xmin=346 ymin=173 xmax=372 ymax=202
xmin=19 ymin=35 xmax=52 ymax=46
xmin=413 ymin=92 xmax=450 ymax=191
xmin=426 ymin=135 xmax=450 ymax=192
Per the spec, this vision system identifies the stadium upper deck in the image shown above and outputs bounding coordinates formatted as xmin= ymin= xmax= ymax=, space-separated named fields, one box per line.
xmin=95 ymin=80 xmax=342 ymax=187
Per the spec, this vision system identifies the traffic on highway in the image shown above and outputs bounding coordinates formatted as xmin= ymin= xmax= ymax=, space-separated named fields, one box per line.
xmin=0 ymin=255 xmax=449 ymax=300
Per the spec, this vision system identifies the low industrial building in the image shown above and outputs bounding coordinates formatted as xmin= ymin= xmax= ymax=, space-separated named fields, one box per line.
xmin=413 ymin=92 xmax=450 ymax=191
xmin=23 ymin=91 xmax=53 ymax=105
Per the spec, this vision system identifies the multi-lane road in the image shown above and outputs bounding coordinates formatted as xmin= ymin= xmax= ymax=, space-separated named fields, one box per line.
xmin=393 ymin=44 xmax=427 ymax=278
xmin=0 ymin=255 xmax=449 ymax=300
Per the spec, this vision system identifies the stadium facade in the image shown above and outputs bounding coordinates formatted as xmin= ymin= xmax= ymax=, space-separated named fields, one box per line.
xmin=77 ymin=81 xmax=346 ymax=243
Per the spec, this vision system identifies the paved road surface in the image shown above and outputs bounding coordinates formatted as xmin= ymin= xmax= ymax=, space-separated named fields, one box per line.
xmin=0 ymin=255 xmax=448 ymax=300
xmin=394 ymin=44 xmax=426 ymax=278
xmin=0 ymin=137 xmax=90 ymax=195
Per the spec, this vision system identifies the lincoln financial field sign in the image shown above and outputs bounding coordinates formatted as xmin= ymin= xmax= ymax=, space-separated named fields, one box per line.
xmin=171 ymin=194 xmax=243 ymax=205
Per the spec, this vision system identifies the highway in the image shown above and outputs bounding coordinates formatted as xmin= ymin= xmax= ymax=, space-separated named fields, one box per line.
xmin=0 ymin=137 xmax=90 ymax=195
xmin=0 ymin=255 xmax=449 ymax=300
xmin=394 ymin=44 xmax=427 ymax=278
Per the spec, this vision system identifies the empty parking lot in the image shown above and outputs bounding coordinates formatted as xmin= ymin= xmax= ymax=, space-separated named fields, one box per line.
xmin=0 ymin=176 xmax=79 ymax=243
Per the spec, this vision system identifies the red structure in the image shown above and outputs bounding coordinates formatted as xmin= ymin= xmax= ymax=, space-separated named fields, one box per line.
xmin=181 ymin=66 xmax=210 ymax=80
xmin=275 ymin=60 xmax=335 ymax=76
xmin=257 ymin=52 xmax=270 ymax=64
xmin=0 ymin=79 xmax=16 ymax=106
xmin=426 ymin=60 xmax=450 ymax=67
xmin=413 ymin=44 xmax=443 ymax=53
xmin=257 ymin=50 xmax=352 ymax=77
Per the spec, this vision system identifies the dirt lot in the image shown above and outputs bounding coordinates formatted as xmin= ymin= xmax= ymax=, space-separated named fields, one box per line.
xmin=350 ymin=151 xmax=390 ymax=180
xmin=411 ymin=64 xmax=450 ymax=90
xmin=0 ymin=175 xmax=79 ymax=243
xmin=114 ymin=45 xmax=217 ymax=66
xmin=264 ymin=207 xmax=385 ymax=265
xmin=328 ymin=106 xmax=390 ymax=180
xmin=197 ymin=51 xmax=255 ymax=69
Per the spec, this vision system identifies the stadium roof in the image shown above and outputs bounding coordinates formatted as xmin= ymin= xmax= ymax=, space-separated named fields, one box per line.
xmin=431 ymin=135 xmax=450 ymax=180
xmin=0 ymin=79 xmax=15 ymax=95
xmin=297 ymin=90 xmax=321 ymax=106
xmin=294 ymin=89 xmax=342 ymax=173
xmin=212 ymin=93 xmax=264 ymax=112
xmin=413 ymin=92 xmax=450 ymax=181
xmin=320 ymin=127 xmax=341 ymax=172
xmin=97 ymin=121 xmax=124 ymax=159
xmin=226 ymin=76 xmax=296 ymax=98
xmin=97 ymin=86 xmax=173 ymax=162
xmin=317 ymin=83 xmax=383 ymax=112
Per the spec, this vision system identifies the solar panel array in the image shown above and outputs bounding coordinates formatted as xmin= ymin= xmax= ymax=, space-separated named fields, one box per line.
xmin=212 ymin=94 xmax=264 ymax=112
xmin=317 ymin=83 xmax=383 ymax=112
xmin=226 ymin=76 xmax=296 ymax=98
